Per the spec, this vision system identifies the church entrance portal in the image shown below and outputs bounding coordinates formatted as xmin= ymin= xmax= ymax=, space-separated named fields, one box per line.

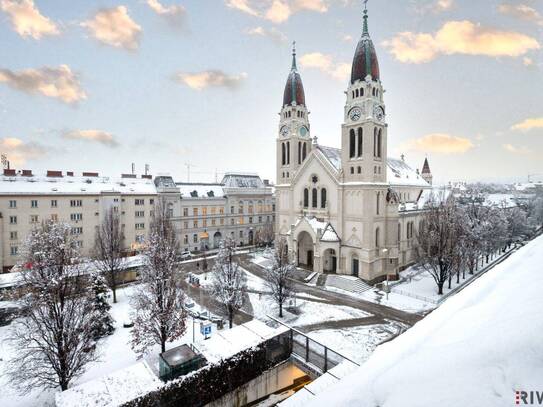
xmin=297 ymin=231 xmax=314 ymax=271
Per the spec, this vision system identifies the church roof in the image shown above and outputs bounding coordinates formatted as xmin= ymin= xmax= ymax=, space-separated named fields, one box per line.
xmin=315 ymin=145 xmax=429 ymax=187
xmin=350 ymin=7 xmax=380 ymax=84
xmin=283 ymin=44 xmax=306 ymax=107
xmin=422 ymin=157 xmax=431 ymax=174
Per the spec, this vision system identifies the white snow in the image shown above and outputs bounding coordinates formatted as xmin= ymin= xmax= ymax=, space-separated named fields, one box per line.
xmin=177 ymin=183 xmax=225 ymax=199
xmin=304 ymin=234 xmax=543 ymax=407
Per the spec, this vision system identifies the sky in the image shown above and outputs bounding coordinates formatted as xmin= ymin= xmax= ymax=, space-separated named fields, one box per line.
xmin=0 ymin=0 xmax=541 ymax=185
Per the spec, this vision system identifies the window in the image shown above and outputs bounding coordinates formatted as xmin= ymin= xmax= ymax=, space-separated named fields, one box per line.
xmin=202 ymin=207 xmax=207 ymax=216
xmin=212 ymin=219 xmax=216 ymax=226
xmin=360 ymin=88 xmax=364 ymax=96
xmin=357 ymin=128 xmax=363 ymax=157
xmin=219 ymin=207 xmax=224 ymax=214
xmin=239 ymin=217 xmax=244 ymax=225
xmin=355 ymin=88 xmax=359 ymax=97
xmin=349 ymin=129 xmax=356 ymax=158
xmin=321 ymin=188 xmax=327 ymax=209
xmin=298 ymin=141 xmax=302 ymax=164
xmin=150 ymin=199 xmax=154 ymax=205
xmin=135 ymin=211 xmax=144 ymax=217
xmin=136 ymin=235 xmax=144 ymax=243
xmin=184 ymin=235 xmax=188 ymax=244
xmin=193 ymin=220 xmax=198 ymax=228
xmin=303 ymin=188 xmax=309 ymax=208
xmin=302 ymin=142 xmax=307 ymax=161
xmin=183 ymin=221 xmax=188 ymax=229
xmin=10 ymin=216 xmax=17 ymax=224
xmin=357 ymin=166 xmax=361 ymax=174
xmin=135 ymin=199 xmax=144 ymax=205
xmin=248 ymin=204 xmax=254 ymax=214
xmin=31 ymin=200 xmax=38 ymax=208
xmin=373 ymin=127 xmax=377 ymax=157
xmin=281 ymin=143 xmax=286 ymax=166
xmin=70 ymin=199 xmax=82 ymax=207
xmin=30 ymin=215 xmax=38 ymax=223
xmin=71 ymin=227 xmax=83 ymax=235
xmin=258 ymin=216 xmax=262 ymax=223
xmin=286 ymin=141 xmax=290 ymax=165
xmin=9 ymin=200 xmax=16 ymax=208
xmin=70 ymin=213 xmax=83 ymax=221
xmin=375 ymin=228 xmax=380 ymax=248
xmin=377 ymin=129 xmax=382 ymax=158
xmin=350 ymin=167 xmax=354 ymax=174
xmin=193 ymin=234 xmax=198 ymax=243
xmin=376 ymin=193 xmax=380 ymax=215
xmin=239 ymin=230 xmax=243 ymax=238
xmin=398 ymin=223 xmax=401 ymax=242
xmin=238 ymin=205 xmax=243 ymax=214
xmin=183 ymin=208 xmax=188 ymax=216
xmin=135 ymin=223 xmax=145 ymax=230
xmin=10 ymin=231 xmax=17 ymax=240
xmin=10 ymin=246 xmax=18 ymax=256
xmin=249 ymin=217 xmax=253 ymax=224
xmin=75 ymin=241 xmax=83 ymax=248
xmin=312 ymin=188 xmax=318 ymax=208
xmin=51 ymin=200 xmax=57 ymax=208
xmin=51 ymin=214 xmax=58 ymax=222
xmin=230 ymin=218 xmax=234 ymax=225
xmin=220 ymin=218 xmax=224 ymax=225
xmin=230 ymin=206 xmax=234 ymax=214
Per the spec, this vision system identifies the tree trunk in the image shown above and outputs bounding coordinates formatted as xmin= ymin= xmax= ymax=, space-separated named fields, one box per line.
xmin=112 ymin=286 xmax=117 ymax=303
xmin=448 ymin=274 xmax=452 ymax=289
xmin=161 ymin=340 xmax=166 ymax=354
xmin=437 ymin=282 xmax=444 ymax=295
xmin=279 ymin=301 xmax=283 ymax=318
xmin=456 ymin=269 xmax=460 ymax=284
xmin=228 ymin=305 xmax=233 ymax=329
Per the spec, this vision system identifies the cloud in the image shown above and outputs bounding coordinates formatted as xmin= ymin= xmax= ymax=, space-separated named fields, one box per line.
xmin=342 ymin=34 xmax=353 ymax=42
xmin=225 ymin=0 xmax=327 ymax=23
xmin=503 ymin=143 xmax=532 ymax=155
xmin=404 ymin=133 xmax=475 ymax=154
xmin=146 ymin=0 xmax=186 ymax=26
xmin=511 ymin=117 xmax=543 ymax=132
xmin=174 ymin=70 xmax=248 ymax=90
xmin=299 ymin=52 xmax=350 ymax=81
xmin=81 ymin=6 xmax=141 ymax=50
xmin=0 ymin=0 xmax=59 ymax=39
xmin=62 ymin=129 xmax=119 ymax=147
xmin=0 ymin=137 xmax=47 ymax=166
xmin=0 ymin=65 xmax=86 ymax=104
xmin=245 ymin=26 xmax=287 ymax=42
xmin=383 ymin=20 xmax=540 ymax=64
xmin=412 ymin=0 xmax=454 ymax=15
xmin=498 ymin=3 xmax=543 ymax=26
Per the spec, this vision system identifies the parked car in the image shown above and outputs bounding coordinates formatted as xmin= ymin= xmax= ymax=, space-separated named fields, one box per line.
xmin=179 ymin=251 xmax=192 ymax=261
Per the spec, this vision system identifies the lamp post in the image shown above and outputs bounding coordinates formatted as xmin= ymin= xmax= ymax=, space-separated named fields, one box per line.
xmin=382 ymin=248 xmax=389 ymax=300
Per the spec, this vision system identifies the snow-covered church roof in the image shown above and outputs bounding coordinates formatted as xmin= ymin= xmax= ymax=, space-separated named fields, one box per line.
xmin=315 ymin=145 xmax=429 ymax=188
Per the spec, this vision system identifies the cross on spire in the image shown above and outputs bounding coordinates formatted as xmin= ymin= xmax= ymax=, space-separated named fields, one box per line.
xmin=362 ymin=0 xmax=369 ymax=35
xmin=291 ymin=40 xmax=297 ymax=70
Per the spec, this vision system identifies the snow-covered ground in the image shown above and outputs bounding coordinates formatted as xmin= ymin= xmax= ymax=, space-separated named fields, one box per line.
xmin=304 ymin=234 xmax=543 ymax=407
xmin=0 ymin=284 xmax=218 ymax=407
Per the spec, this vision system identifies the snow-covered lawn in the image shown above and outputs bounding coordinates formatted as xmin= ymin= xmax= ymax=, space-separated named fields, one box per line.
xmin=307 ymin=321 xmax=407 ymax=364
xmin=304 ymin=235 xmax=543 ymax=407
xmin=0 ymin=284 xmax=218 ymax=407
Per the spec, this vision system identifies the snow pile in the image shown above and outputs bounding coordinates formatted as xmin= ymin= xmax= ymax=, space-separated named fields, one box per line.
xmin=305 ymin=235 xmax=543 ymax=407
xmin=55 ymin=362 xmax=161 ymax=407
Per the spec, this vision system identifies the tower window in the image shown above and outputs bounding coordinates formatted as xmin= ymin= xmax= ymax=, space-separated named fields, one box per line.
xmin=281 ymin=143 xmax=286 ymax=165
xmin=375 ymin=227 xmax=380 ymax=248
xmin=302 ymin=142 xmax=307 ymax=161
xmin=350 ymin=167 xmax=354 ymax=174
xmin=312 ymin=188 xmax=318 ymax=208
xmin=303 ymin=188 xmax=309 ymax=208
xmin=286 ymin=141 xmax=290 ymax=164
xmin=376 ymin=192 xmax=380 ymax=215
xmin=298 ymin=141 xmax=302 ymax=164
xmin=357 ymin=127 xmax=363 ymax=157
xmin=349 ymin=129 xmax=356 ymax=158
xmin=361 ymin=88 xmax=364 ymax=96
xmin=352 ymin=91 xmax=355 ymax=98
xmin=377 ymin=129 xmax=382 ymax=158
xmin=357 ymin=166 xmax=361 ymax=174
xmin=355 ymin=89 xmax=359 ymax=97
xmin=321 ymin=188 xmax=327 ymax=209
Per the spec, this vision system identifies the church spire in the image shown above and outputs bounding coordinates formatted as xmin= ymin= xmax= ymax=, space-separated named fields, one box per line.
xmin=362 ymin=0 xmax=369 ymax=36
xmin=291 ymin=41 xmax=297 ymax=71
xmin=283 ymin=41 xmax=306 ymax=107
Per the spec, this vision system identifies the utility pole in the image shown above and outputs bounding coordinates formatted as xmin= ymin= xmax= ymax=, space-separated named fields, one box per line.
xmin=144 ymin=164 xmax=150 ymax=175
xmin=185 ymin=163 xmax=195 ymax=183
xmin=131 ymin=163 xmax=135 ymax=175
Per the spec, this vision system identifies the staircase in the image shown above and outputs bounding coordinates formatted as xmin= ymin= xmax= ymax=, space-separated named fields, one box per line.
xmin=325 ymin=274 xmax=373 ymax=295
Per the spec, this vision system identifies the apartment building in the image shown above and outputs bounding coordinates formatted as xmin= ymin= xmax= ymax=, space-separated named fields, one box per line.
xmin=0 ymin=169 xmax=157 ymax=272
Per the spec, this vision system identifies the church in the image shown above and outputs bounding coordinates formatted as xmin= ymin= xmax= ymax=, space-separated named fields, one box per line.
xmin=275 ymin=6 xmax=434 ymax=284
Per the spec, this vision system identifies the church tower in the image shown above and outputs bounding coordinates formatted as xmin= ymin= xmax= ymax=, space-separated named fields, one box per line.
xmin=277 ymin=42 xmax=311 ymax=185
xmin=421 ymin=157 xmax=433 ymax=185
xmin=341 ymin=5 xmax=387 ymax=183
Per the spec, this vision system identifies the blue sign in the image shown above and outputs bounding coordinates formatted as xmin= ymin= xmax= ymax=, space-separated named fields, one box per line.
xmin=200 ymin=322 xmax=212 ymax=336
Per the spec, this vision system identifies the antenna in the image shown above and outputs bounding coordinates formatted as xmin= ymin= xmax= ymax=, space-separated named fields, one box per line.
xmin=185 ymin=163 xmax=195 ymax=183
xmin=145 ymin=164 xmax=150 ymax=175
xmin=131 ymin=163 xmax=135 ymax=174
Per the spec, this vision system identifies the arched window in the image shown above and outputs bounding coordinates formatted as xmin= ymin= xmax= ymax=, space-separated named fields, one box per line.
xmin=321 ymin=188 xmax=327 ymax=209
xmin=357 ymin=166 xmax=361 ymax=174
xmin=302 ymin=142 xmax=307 ymax=161
xmin=281 ymin=143 xmax=286 ymax=165
xmin=357 ymin=127 xmax=363 ymax=157
xmin=377 ymin=129 xmax=382 ymax=158
xmin=355 ymin=89 xmax=359 ymax=97
xmin=375 ymin=227 xmax=380 ymax=248
xmin=286 ymin=141 xmax=290 ymax=164
xmin=298 ymin=141 xmax=302 ymax=164
xmin=376 ymin=192 xmax=380 ymax=215
xmin=303 ymin=188 xmax=309 ymax=208
xmin=352 ymin=91 xmax=355 ymax=98
xmin=360 ymin=88 xmax=364 ymax=96
xmin=312 ymin=188 xmax=318 ymax=208
xmin=349 ymin=129 xmax=356 ymax=158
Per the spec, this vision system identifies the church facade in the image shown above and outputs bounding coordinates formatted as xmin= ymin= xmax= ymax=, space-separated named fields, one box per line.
xmin=275 ymin=7 xmax=433 ymax=284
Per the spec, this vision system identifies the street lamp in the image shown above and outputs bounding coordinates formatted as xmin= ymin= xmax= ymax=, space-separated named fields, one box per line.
xmin=382 ymin=248 xmax=389 ymax=300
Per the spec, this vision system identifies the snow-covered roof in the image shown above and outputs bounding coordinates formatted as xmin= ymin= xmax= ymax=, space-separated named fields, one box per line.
xmin=55 ymin=362 xmax=161 ymax=407
xmin=514 ymin=181 xmax=543 ymax=192
xmin=292 ymin=217 xmax=340 ymax=242
xmin=222 ymin=173 xmax=265 ymax=189
xmin=0 ymin=174 xmax=156 ymax=196
xmin=387 ymin=158 xmax=429 ymax=187
xmin=197 ymin=319 xmax=288 ymax=363
xmin=401 ymin=187 xmax=450 ymax=212
xmin=485 ymin=193 xmax=518 ymax=208
xmin=316 ymin=145 xmax=341 ymax=171
xmin=303 ymin=234 xmax=543 ymax=407
xmin=177 ymin=183 xmax=225 ymax=199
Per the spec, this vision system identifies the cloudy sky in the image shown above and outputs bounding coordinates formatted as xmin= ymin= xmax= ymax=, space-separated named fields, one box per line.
xmin=0 ymin=0 xmax=541 ymax=184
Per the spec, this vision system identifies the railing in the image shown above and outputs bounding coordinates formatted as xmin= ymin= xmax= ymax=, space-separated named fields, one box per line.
xmin=268 ymin=316 xmax=359 ymax=375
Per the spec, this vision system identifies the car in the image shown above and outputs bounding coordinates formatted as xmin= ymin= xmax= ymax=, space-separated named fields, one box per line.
xmin=179 ymin=251 xmax=192 ymax=261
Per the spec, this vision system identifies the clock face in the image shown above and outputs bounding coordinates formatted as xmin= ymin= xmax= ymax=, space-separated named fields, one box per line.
xmin=349 ymin=107 xmax=362 ymax=122
xmin=299 ymin=126 xmax=308 ymax=137
xmin=280 ymin=125 xmax=290 ymax=137
xmin=374 ymin=106 xmax=385 ymax=121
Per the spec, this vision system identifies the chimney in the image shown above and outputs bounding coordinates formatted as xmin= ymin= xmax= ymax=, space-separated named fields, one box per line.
xmin=82 ymin=172 xmax=99 ymax=177
xmin=66 ymin=171 xmax=74 ymax=176
xmin=47 ymin=170 xmax=62 ymax=177
xmin=263 ymin=179 xmax=270 ymax=186
xmin=122 ymin=173 xmax=137 ymax=179
xmin=3 ymin=169 xmax=16 ymax=176
xmin=21 ymin=170 xmax=33 ymax=177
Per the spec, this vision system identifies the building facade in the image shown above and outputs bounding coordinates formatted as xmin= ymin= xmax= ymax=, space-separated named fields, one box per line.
xmin=0 ymin=170 xmax=273 ymax=272
xmin=276 ymin=7 xmax=433 ymax=284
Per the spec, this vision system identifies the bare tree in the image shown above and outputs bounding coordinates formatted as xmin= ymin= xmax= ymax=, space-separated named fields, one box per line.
xmin=7 ymin=221 xmax=98 ymax=391
xmin=211 ymin=238 xmax=246 ymax=328
xmin=265 ymin=238 xmax=294 ymax=318
xmin=130 ymin=199 xmax=187 ymax=355
xmin=260 ymin=219 xmax=275 ymax=246
xmin=416 ymin=195 xmax=459 ymax=295
xmin=94 ymin=207 xmax=124 ymax=303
